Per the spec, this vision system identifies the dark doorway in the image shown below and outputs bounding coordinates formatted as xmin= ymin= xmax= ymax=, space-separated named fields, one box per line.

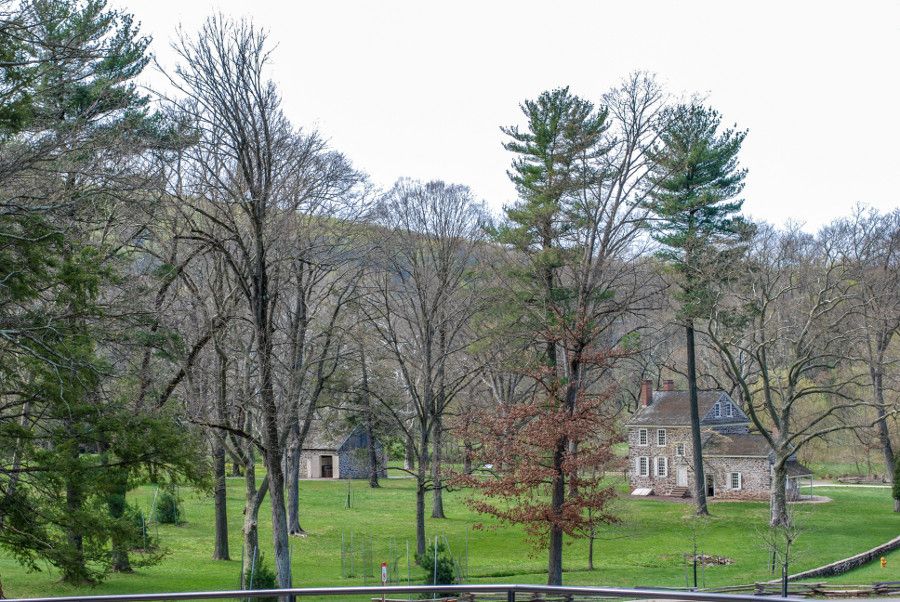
xmin=321 ymin=455 xmax=333 ymax=478
xmin=706 ymin=475 xmax=715 ymax=497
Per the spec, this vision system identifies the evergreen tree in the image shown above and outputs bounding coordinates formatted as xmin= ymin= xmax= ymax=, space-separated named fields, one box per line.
xmin=0 ymin=0 xmax=203 ymax=583
xmin=492 ymin=88 xmax=615 ymax=586
xmin=497 ymin=87 xmax=609 ymax=366
xmin=644 ymin=103 xmax=751 ymax=515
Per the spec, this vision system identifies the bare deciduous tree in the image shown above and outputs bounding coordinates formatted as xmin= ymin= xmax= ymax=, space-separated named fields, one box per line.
xmin=708 ymin=225 xmax=868 ymax=526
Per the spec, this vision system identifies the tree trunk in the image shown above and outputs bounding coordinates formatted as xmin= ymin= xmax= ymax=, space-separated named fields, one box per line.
xmin=108 ymin=468 xmax=132 ymax=572
xmin=360 ymin=342 xmax=380 ymax=488
xmin=212 ymin=438 xmax=230 ymax=560
xmin=547 ymin=439 xmax=565 ymax=585
xmin=366 ymin=413 xmax=380 ymax=489
xmin=463 ymin=438 xmax=473 ymax=476
xmin=64 ymin=470 xmax=86 ymax=583
xmin=416 ymin=433 xmax=428 ymax=557
xmin=405 ymin=436 xmax=416 ymax=471
xmin=286 ymin=423 xmax=305 ymax=535
xmin=253 ymin=253 xmax=292 ymax=589
xmin=686 ymin=323 xmax=709 ymax=515
xmin=213 ymin=345 xmax=231 ymax=560
xmin=431 ymin=413 xmax=445 ymax=518
xmin=416 ymin=477 xmax=427 ymax=557
xmin=588 ymin=527 xmax=595 ymax=571
xmin=770 ymin=459 xmax=788 ymax=527
xmin=872 ymin=369 xmax=895 ymax=483
xmin=241 ymin=453 xmax=262 ymax=587
xmin=265 ymin=453 xmax=292 ymax=589
xmin=62 ymin=417 xmax=87 ymax=584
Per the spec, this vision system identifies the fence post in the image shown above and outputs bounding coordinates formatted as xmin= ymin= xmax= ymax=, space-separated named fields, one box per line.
xmin=507 ymin=588 xmax=515 ymax=602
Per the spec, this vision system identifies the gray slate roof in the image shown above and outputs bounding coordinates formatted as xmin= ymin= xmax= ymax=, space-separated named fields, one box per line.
xmin=627 ymin=390 xmax=738 ymax=426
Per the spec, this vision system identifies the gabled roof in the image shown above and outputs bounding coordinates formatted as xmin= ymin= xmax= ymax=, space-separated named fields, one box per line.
xmin=304 ymin=423 xmax=370 ymax=451
xmin=627 ymin=389 xmax=745 ymax=427
xmin=785 ymin=459 xmax=813 ymax=477
xmin=303 ymin=428 xmax=345 ymax=450
xmin=703 ymin=432 xmax=770 ymax=457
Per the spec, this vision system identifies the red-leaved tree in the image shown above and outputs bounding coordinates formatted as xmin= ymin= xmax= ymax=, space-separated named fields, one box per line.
xmin=454 ymin=332 xmax=621 ymax=574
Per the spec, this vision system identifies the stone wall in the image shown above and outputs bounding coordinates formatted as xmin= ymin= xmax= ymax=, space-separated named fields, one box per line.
xmin=338 ymin=446 xmax=387 ymax=479
xmin=627 ymin=425 xmax=694 ymax=495
xmin=337 ymin=427 xmax=388 ymax=479
xmin=627 ymin=426 xmax=770 ymax=499
xmin=705 ymin=456 xmax=770 ymax=500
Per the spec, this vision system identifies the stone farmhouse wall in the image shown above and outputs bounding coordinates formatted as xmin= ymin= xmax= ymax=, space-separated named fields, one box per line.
xmin=705 ymin=456 xmax=770 ymax=500
xmin=627 ymin=426 xmax=770 ymax=499
xmin=627 ymin=425 xmax=695 ymax=495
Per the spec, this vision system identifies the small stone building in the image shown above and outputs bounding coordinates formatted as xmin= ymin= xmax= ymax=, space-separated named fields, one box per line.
xmin=301 ymin=424 xmax=387 ymax=480
xmin=626 ymin=380 xmax=811 ymax=500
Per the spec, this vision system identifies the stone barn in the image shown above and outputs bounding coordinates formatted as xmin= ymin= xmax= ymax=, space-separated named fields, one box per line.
xmin=301 ymin=424 xmax=388 ymax=480
xmin=626 ymin=379 xmax=812 ymax=500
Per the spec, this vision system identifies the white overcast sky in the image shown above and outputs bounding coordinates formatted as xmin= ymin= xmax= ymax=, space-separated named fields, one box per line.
xmin=116 ymin=0 xmax=899 ymax=230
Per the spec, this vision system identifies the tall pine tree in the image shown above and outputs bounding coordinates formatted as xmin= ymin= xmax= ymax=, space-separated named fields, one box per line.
xmin=644 ymin=103 xmax=750 ymax=515
xmin=493 ymin=87 xmax=612 ymax=586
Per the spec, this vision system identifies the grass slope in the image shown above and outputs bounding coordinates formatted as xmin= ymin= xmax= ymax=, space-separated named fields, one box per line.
xmin=0 ymin=478 xmax=897 ymax=598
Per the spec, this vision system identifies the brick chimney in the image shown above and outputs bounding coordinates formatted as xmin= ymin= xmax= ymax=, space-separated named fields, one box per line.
xmin=641 ymin=379 xmax=653 ymax=407
xmin=663 ymin=379 xmax=675 ymax=392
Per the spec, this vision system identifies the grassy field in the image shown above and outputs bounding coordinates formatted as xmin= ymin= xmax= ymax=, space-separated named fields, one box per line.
xmin=0 ymin=477 xmax=898 ymax=598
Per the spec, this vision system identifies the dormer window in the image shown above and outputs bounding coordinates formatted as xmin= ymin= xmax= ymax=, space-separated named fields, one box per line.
xmin=725 ymin=402 xmax=734 ymax=418
xmin=713 ymin=402 xmax=721 ymax=418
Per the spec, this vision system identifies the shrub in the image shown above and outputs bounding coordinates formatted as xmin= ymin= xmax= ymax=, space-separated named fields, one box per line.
xmin=154 ymin=490 xmax=182 ymax=525
xmin=386 ymin=438 xmax=406 ymax=462
xmin=415 ymin=541 xmax=456 ymax=585
xmin=125 ymin=505 xmax=155 ymax=550
xmin=245 ymin=554 xmax=277 ymax=602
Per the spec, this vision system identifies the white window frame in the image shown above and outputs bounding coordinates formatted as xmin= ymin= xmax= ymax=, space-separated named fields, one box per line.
xmin=730 ymin=472 xmax=742 ymax=490
xmin=657 ymin=428 xmax=667 ymax=446
xmin=676 ymin=443 xmax=685 ymax=456
xmin=713 ymin=402 xmax=721 ymax=418
xmin=637 ymin=456 xmax=649 ymax=477
xmin=655 ymin=456 xmax=668 ymax=477
xmin=725 ymin=402 xmax=734 ymax=418
xmin=638 ymin=428 xmax=648 ymax=446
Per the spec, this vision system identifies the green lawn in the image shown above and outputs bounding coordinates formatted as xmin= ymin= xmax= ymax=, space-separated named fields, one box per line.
xmin=0 ymin=478 xmax=897 ymax=598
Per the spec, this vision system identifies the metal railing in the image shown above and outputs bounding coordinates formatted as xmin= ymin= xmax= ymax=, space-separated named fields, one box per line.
xmin=4 ymin=583 xmax=800 ymax=602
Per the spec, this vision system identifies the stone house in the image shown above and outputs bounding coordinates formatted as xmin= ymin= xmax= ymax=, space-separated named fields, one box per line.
xmin=626 ymin=380 xmax=812 ymax=500
xmin=301 ymin=424 xmax=388 ymax=480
